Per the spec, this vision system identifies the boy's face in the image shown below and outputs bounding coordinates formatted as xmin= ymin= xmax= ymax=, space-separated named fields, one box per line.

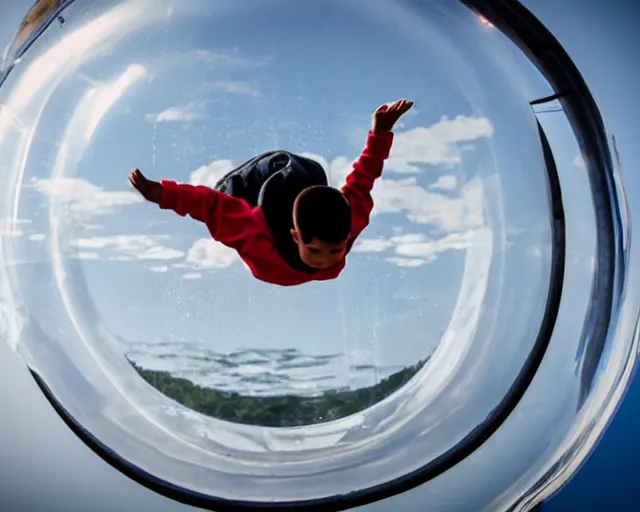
xmin=291 ymin=229 xmax=348 ymax=270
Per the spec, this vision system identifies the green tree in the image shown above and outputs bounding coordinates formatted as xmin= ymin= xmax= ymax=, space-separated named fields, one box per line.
xmin=129 ymin=357 xmax=428 ymax=427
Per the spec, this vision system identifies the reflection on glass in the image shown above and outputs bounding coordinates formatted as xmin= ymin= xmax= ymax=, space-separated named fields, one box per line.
xmin=2 ymin=0 xmax=66 ymax=71
xmin=0 ymin=0 xmax=636 ymax=511
xmin=0 ymin=0 xmax=562 ymax=503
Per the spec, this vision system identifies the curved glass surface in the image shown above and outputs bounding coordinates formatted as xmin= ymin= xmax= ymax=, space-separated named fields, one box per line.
xmin=0 ymin=0 xmax=637 ymax=511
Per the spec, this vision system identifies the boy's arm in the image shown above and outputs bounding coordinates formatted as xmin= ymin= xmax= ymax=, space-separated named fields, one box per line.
xmin=159 ymin=180 xmax=259 ymax=253
xmin=341 ymin=131 xmax=394 ymax=240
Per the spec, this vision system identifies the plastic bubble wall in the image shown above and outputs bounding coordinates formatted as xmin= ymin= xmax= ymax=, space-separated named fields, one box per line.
xmin=0 ymin=0 xmax=638 ymax=511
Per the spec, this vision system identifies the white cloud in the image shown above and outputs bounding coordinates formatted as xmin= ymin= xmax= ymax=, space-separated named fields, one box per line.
xmin=149 ymin=265 xmax=169 ymax=273
xmin=33 ymin=178 xmax=142 ymax=217
xmin=386 ymin=115 xmax=494 ymax=173
xmin=387 ymin=233 xmax=425 ymax=244
xmin=182 ymin=272 xmax=203 ymax=280
xmin=355 ymin=230 xmax=481 ymax=267
xmin=147 ymin=101 xmax=208 ymax=123
xmin=527 ymin=246 xmax=544 ymax=259
xmin=386 ymin=257 xmax=426 ymax=268
xmin=182 ymin=49 xmax=270 ymax=70
xmin=372 ymin=176 xmax=485 ymax=233
xmin=138 ymin=245 xmax=184 ymax=260
xmin=430 ymin=174 xmax=458 ymax=191
xmin=185 ymin=238 xmax=239 ymax=269
xmin=0 ymin=218 xmax=30 ymax=238
xmin=0 ymin=228 xmax=23 ymax=238
xmin=77 ymin=252 xmax=100 ymax=260
xmin=189 ymin=160 xmax=236 ymax=187
xmin=302 ymin=119 xmax=489 ymax=236
xmin=354 ymin=238 xmax=396 ymax=253
xmin=29 ymin=233 xmax=46 ymax=241
xmin=144 ymin=48 xmax=269 ymax=122
xmin=573 ymin=154 xmax=586 ymax=170
xmin=396 ymin=230 xmax=476 ymax=256
xmin=203 ymin=80 xmax=262 ymax=98
xmin=71 ymin=235 xmax=184 ymax=262
xmin=298 ymin=154 xmax=353 ymax=188
xmin=302 ymin=117 xmax=492 ymax=187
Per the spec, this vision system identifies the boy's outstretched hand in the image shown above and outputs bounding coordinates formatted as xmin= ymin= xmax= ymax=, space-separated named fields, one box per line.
xmin=372 ymin=99 xmax=414 ymax=134
xmin=128 ymin=168 xmax=163 ymax=204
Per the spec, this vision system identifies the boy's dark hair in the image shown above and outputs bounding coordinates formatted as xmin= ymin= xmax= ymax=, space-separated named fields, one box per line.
xmin=293 ymin=185 xmax=351 ymax=244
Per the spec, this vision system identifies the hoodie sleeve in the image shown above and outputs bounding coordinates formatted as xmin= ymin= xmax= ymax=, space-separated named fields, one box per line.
xmin=341 ymin=131 xmax=394 ymax=239
xmin=159 ymin=180 xmax=261 ymax=253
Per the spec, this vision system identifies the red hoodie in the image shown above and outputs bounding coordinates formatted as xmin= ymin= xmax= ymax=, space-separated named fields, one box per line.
xmin=159 ymin=130 xmax=394 ymax=286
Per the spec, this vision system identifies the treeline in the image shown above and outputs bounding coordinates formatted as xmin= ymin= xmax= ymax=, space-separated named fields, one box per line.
xmin=129 ymin=358 xmax=427 ymax=427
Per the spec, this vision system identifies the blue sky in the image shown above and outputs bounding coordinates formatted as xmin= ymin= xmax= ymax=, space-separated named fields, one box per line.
xmin=1 ymin=0 xmax=567 ymax=371
xmin=1 ymin=0 xmax=637 ymax=510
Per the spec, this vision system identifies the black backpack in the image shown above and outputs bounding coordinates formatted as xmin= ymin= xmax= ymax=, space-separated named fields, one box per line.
xmin=214 ymin=151 xmax=328 ymax=272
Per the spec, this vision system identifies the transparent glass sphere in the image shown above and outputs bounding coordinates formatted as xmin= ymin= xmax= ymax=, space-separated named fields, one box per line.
xmin=0 ymin=0 xmax=636 ymax=510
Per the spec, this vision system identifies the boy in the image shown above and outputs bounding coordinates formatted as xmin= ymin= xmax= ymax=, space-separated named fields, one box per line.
xmin=129 ymin=98 xmax=414 ymax=286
